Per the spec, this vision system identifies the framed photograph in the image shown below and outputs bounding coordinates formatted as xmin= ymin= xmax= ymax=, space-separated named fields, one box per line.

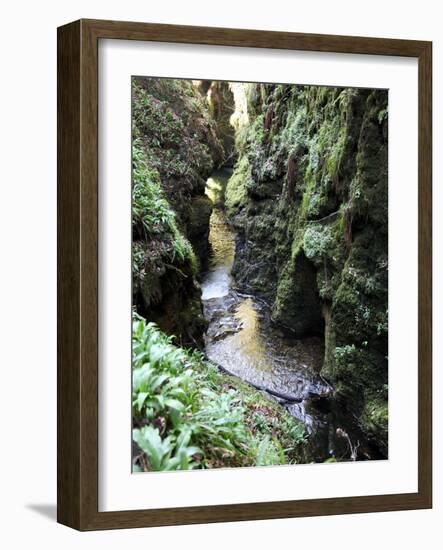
xmin=57 ymin=19 xmax=432 ymax=530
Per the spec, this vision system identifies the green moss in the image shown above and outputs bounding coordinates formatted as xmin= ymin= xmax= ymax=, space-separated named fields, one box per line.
xmin=272 ymin=259 xmax=296 ymax=323
xmin=225 ymin=82 xmax=388 ymax=453
xmin=300 ymin=168 xmax=317 ymax=218
xmin=303 ymin=224 xmax=334 ymax=264
xmin=225 ymin=155 xmax=250 ymax=216
xmin=272 ymin=246 xmax=324 ymax=336
xmin=324 ymin=125 xmax=348 ymax=183
xmin=133 ymin=77 xmax=223 ymax=197
xmin=361 ymin=398 xmax=388 ymax=453
xmin=278 ymin=107 xmax=308 ymax=154
xmin=322 ymin=304 xmax=336 ymax=376
xmin=132 ymin=77 xmax=223 ymax=346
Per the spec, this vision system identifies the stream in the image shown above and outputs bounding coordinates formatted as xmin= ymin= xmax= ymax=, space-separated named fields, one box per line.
xmin=201 ymin=171 xmax=383 ymax=462
xmin=201 ymin=172 xmax=330 ymax=461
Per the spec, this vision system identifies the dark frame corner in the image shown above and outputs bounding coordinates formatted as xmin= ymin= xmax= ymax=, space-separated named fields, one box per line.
xmin=57 ymin=19 xmax=432 ymax=531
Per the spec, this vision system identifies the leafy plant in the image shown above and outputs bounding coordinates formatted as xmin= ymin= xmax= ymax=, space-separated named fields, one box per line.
xmin=133 ymin=425 xmax=201 ymax=471
xmin=131 ymin=315 xmax=307 ymax=472
xmin=303 ymin=224 xmax=334 ymax=262
xmin=132 ymin=138 xmax=196 ymax=268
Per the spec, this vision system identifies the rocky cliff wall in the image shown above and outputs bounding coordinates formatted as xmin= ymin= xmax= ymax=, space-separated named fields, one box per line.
xmin=226 ymin=84 xmax=389 ymax=453
xmin=132 ymin=77 xmax=223 ymax=346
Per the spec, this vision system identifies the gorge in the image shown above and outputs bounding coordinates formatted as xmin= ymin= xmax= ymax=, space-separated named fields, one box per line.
xmin=131 ymin=76 xmax=388 ymax=470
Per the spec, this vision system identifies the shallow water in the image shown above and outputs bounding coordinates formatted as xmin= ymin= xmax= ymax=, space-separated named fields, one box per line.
xmin=200 ymin=172 xmax=389 ymax=462
xmin=201 ymin=209 xmax=235 ymax=300
xmin=204 ymin=292 xmax=327 ymax=403
xmin=201 ymin=172 xmax=353 ymax=461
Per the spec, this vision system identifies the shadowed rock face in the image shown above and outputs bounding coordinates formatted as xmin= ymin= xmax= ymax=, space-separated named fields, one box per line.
xmin=207 ymin=82 xmax=236 ymax=167
xmin=271 ymin=251 xmax=324 ymax=337
xmin=132 ymin=77 xmax=224 ymax=347
xmin=188 ymin=195 xmax=213 ymax=269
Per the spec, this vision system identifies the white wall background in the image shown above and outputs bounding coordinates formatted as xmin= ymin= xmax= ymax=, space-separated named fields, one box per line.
xmin=0 ymin=0 xmax=441 ymax=547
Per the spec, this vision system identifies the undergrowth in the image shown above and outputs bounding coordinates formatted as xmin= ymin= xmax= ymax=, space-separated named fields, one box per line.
xmin=132 ymin=139 xmax=197 ymax=270
xmin=132 ymin=315 xmax=306 ymax=471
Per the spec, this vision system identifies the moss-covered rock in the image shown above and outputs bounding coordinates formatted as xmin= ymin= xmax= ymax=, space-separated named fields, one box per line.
xmin=187 ymin=195 xmax=213 ymax=267
xmin=360 ymin=397 xmax=388 ymax=457
xmin=207 ymin=81 xmax=236 ymax=167
xmin=132 ymin=78 xmax=224 ymax=346
xmin=226 ymin=83 xmax=388 ymax=454
xmin=272 ymin=248 xmax=324 ymax=336
xmin=225 ymin=155 xmax=249 ymax=217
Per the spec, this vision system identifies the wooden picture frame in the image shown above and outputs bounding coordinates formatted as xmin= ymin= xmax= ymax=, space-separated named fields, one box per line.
xmin=57 ymin=18 xmax=432 ymax=530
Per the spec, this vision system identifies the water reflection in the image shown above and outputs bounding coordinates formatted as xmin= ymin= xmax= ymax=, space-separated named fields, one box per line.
xmin=201 ymin=209 xmax=235 ymax=300
xmin=200 ymin=172 xmax=382 ymax=463
xmin=201 ymin=171 xmax=326 ymax=408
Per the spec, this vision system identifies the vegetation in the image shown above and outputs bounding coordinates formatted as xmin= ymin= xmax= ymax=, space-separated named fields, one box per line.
xmin=132 ymin=139 xmax=197 ymax=269
xmin=132 ymin=77 xmax=224 ymax=346
xmin=131 ymin=77 xmax=389 ymax=465
xmin=225 ymin=155 xmax=250 ymax=216
xmin=132 ymin=315 xmax=306 ymax=471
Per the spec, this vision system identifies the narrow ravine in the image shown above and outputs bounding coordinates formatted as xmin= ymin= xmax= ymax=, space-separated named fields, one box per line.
xmin=132 ymin=78 xmax=389 ymax=469
xmin=201 ymin=171 xmax=359 ymax=462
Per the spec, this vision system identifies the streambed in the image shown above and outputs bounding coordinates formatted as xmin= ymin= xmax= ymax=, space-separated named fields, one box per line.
xmin=201 ymin=172 xmax=362 ymax=462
